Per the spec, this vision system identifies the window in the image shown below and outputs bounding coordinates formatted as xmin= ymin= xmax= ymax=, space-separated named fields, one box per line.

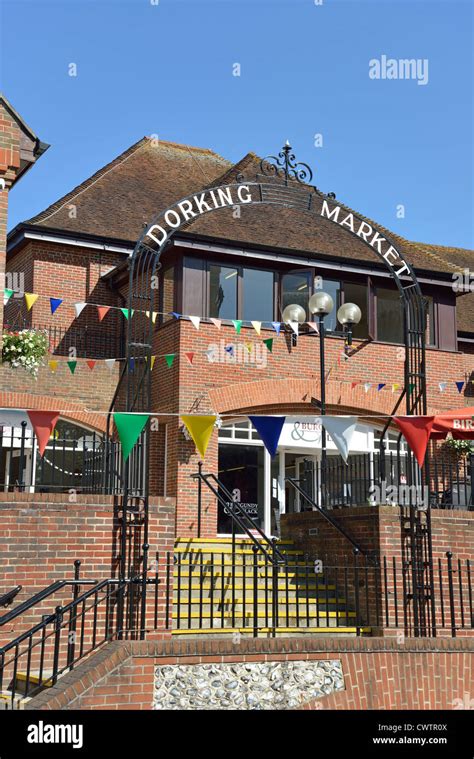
xmin=316 ymin=278 xmax=340 ymax=332
xmin=376 ymin=287 xmax=404 ymax=343
xmin=209 ymin=264 xmax=237 ymax=319
xmin=426 ymin=296 xmax=435 ymax=346
xmin=161 ymin=266 xmax=175 ymax=323
xmin=343 ymin=282 xmax=369 ymax=339
xmin=281 ymin=271 xmax=311 ymax=319
xmin=242 ymin=268 xmax=274 ymax=322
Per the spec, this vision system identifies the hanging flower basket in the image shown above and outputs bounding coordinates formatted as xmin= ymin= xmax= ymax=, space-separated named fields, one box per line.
xmin=2 ymin=329 xmax=49 ymax=378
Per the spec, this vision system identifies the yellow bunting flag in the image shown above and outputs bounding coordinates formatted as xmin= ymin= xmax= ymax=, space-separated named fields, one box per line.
xmin=392 ymin=383 xmax=400 ymax=393
xmin=48 ymin=360 xmax=58 ymax=372
xmin=24 ymin=293 xmax=39 ymax=311
xmin=150 ymin=355 xmax=156 ymax=370
xmin=180 ymin=415 xmax=216 ymax=459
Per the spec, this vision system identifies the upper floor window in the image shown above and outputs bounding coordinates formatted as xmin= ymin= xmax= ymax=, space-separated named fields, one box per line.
xmin=376 ymin=287 xmax=404 ymax=344
xmin=242 ymin=268 xmax=274 ymax=322
xmin=209 ymin=264 xmax=238 ymax=319
xmin=281 ymin=271 xmax=311 ymax=318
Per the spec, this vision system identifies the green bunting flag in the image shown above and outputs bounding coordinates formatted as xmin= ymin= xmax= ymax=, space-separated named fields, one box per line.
xmin=113 ymin=413 xmax=150 ymax=461
xmin=165 ymin=354 xmax=176 ymax=368
xmin=4 ymin=288 xmax=13 ymax=305
xmin=120 ymin=308 xmax=134 ymax=320
xmin=67 ymin=361 xmax=77 ymax=374
xmin=232 ymin=320 xmax=243 ymax=334
xmin=263 ymin=338 xmax=273 ymax=352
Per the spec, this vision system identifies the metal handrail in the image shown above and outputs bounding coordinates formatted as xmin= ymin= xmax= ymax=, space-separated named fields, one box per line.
xmin=0 ymin=586 xmax=22 ymax=609
xmin=0 ymin=580 xmax=98 ymax=627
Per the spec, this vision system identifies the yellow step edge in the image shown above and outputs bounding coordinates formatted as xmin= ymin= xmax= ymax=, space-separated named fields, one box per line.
xmin=15 ymin=673 xmax=53 ymax=687
xmin=173 ymin=610 xmax=356 ymax=619
xmin=173 ymin=598 xmax=348 ymax=606
xmin=175 ymin=549 xmax=304 ymax=557
xmin=175 ymin=538 xmax=295 ymax=545
xmin=174 ymin=583 xmax=336 ymax=591
xmin=171 ymin=627 xmax=371 ymax=635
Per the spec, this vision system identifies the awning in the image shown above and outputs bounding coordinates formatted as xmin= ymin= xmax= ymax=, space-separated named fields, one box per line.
xmin=430 ymin=407 xmax=474 ymax=440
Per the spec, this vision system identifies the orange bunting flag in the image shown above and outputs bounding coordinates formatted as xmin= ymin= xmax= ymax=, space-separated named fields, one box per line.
xmin=27 ymin=410 xmax=60 ymax=457
xmin=97 ymin=306 xmax=110 ymax=322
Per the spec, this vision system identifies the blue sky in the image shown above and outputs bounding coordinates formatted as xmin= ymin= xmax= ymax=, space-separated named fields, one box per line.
xmin=1 ymin=0 xmax=473 ymax=248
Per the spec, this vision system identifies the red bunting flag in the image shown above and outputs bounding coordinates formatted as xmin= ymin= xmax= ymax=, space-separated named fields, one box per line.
xmin=394 ymin=416 xmax=436 ymax=467
xmin=185 ymin=352 xmax=195 ymax=365
xmin=27 ymin=410 xmax=60 ymax=457
xmin=86 ymin=360 xmax=96 ymax=371
xmin=97 ymin=306 xmax=110 ymax=322
xmin=351 ymin=382 xmax=358 ymax=390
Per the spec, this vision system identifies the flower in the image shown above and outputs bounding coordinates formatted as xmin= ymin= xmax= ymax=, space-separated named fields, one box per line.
xmin=2 ymin=329 xmax=48 ymax=378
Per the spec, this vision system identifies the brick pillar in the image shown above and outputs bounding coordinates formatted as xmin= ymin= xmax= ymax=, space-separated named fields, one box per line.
xmin=0 ymin=102 xmax=22 ymax=336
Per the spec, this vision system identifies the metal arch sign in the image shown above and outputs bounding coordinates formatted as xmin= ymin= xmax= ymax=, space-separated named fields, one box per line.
xmin=140 ymin=181 xmax=419 ymax=292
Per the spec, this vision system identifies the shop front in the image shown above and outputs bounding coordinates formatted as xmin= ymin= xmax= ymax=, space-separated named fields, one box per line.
xmin=217 ymin=417 xmax=381 ymax=536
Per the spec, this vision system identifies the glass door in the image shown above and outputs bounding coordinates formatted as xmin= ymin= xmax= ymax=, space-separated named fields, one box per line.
xmin=295 ymin=456 xmax=318 ymax=511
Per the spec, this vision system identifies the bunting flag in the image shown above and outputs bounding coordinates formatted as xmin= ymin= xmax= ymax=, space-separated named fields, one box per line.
xmin=351 ymin=382 xmax=358 ymax=390
xmin=248 ymin=415 xmax=286 ymax=458
xmin=86 ymin=360 xmax=96 ymax=371
xmin=150 ymin=355 xmax=156 ymax=370
xmin=439 ymin=382 xmax=447 ymax=393
xmin=67 ymin=361 xmax=77 ymax=374
xmin=392 ymin=384 xmax=400 ymax=393
xmin=145 ymin=311 xmax=158 ymax=323
xmin=180 ymin=415 xmax=216 ymax=459
xmin=97 ymin=306 xmax=110 ymax=322
xmin=320 ymin=416 xmax=358 ymax=463
xmin=272 ymin=322 xmax=281 ymax=335
xmin=165 ymin=354 xmax=175 ymax=368
xmin=120 ymin=308 xmax=133 ymax=320
xmin=50 ymin=298 xmax=62 ymax=315
xmin=4 ymin=288 xmax=13 ymax=305
xmin=377 ymin=383 xmax=386 ymax=392
xmin=251 ymin=321 xmax=261 ymax=336
xmin=263 ymin=338 xmax=273 ymax=353
xmin=232 ymin=320 xmax=243 ymax=334
xmin=129 ymin=358 xmax=135 ymax=370
xmin=456 ymin=381 xmax=465 ymax=394
xmin=306 ymin=322 xmax=319 ymax=334
xmin=27 ymin=410 xmax=60 ymax=457
xmin=48 ymin=360 xmax=58 ymax=372
xmin=105 ymin=359 xmax=115 ymax=371
xmin=288 ymin=321 xmax=299 ymax=337
xmin=113 ymin=412 xmax=150 ymax=461
xmin=364 ymin=383 xmax=372 ymax=393
xmin=189 ymin=316 xmax=200 ymax=330
xmin=171 ymin=312 xmax=181 ymax=320
xmin=209 ymin=318 xmax=222 ymax=330
xmin=24 ymin=293 xmax=39 ymax=311
xmin=74 ymin=302 xmax=87 ymax=318
xmin=185 ymin=352 xmax=195 ymax=365
xmin=408 ymin=383 xmax=415 ymax=395
xmin=394 ymin=416 xmax=436 ymax=467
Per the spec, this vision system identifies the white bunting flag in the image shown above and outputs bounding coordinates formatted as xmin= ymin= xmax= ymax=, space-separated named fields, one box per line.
xmin=74 ymin=302 xmax=87 ymax=318
xmin=104 ymin=359 xmax=116 ymax=371
xmin=306 ymin=322 xmax=319 ymax=334
xmin=189 ymin=316 xmax=201 ymax=330
xmin=320 ymin=416 xmax=359 ymax=463
xmin=364 ymin=383 xmax=372 ymax=393
xmin=251 ymin=321 xmax=262 ymax=336
xmin=439 ymin=382 xmax=447 ymax=392
xmin=209 ymin=318 xmax=222 ymax=330
xmin=288 ymin=321 xmax=299 ymax=336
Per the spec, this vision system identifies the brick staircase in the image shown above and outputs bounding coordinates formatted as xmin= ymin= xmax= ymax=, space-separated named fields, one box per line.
xmin=173 ymin=538 xmax=371 ymax=637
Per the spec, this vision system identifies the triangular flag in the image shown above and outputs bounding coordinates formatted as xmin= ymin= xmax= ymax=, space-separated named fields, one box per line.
xmin=171 ymin=312 xmax=181 ymax=320
xmin=351 ymin=382 xmax=358 ymax=390
xmin=189 ymin=316 xmax=201 ymax=330
xmin=185 ymin=352 xmax=195 ymax=365
xmin=74 ymin=302 xmax=87 ymax=318
xmin=209 ymin=318 xmax=222 ymax=330
xmin=165 ymin=354 xmax=175 ymax=368
xmin=150 ymin=355 xmax=156 ymax=370
xmin=288 ymin=321 xmax=299 ymax=336
xmin=129 ymin=358 xmax=135 ymax=370
xmin=145 ymin=311 xmax=158 ymax=324
xmin=50 ymin=298 xmax=62 ymax=315
xmin=272 ymin=322 xmax=281 ymax=335
xmin=113 ymin=413 xmax=150 ymax=461
xmin=364 ymin=383 xmax=372 ymax=393
xmin=263 ymin=338 xmax=273 ymax=353
xmin=24 ymin=293 xmax=39 ymax=311
xmin=320 ymin=416 xmax=358 ymax=463
xmin=306 ymin=321 xmax=319 ymax=334
xmin=67 ymin=361 xmax=77 ymax=374
xmin=97 ymin=306 xmax=110 ymax=322
xmin=392 ymin=383 xmax=400 ymax=393
xmin=232 ymin=320 xmax=243 ymax=334
xmin=27 ymin=411 xmax=60 ymax=457
xmin=48 ymin=360 xmax=58 ymax=373
xmin=86 ymin=360 xmax=96 ymax=371
xmin=248 ymin=416 xmax=285 ymax=458
xmin=377 ymin=383 xmax=386 ymax=392
xmin=244 ymin=342 xmax=253 ymax=354
xmin=4 ymin=288 xmax=13 ymax=305
xmin=120 ymin=308 xmax=133 ymax=320
xmin=456 ymin=381 xmax=465 ymax=394
xmin=105 ymin=359 xmax=115 ymax=371
xmin=394 ymin=416 xmax=435 ymax=467
xmin=439 ymin=382 xmax=447 ymax=392
xmin=251 ymin=321 xmax=261 ymax=336
xmin=408 ymin=383 xmax=416 ymax=395
xmin=180 ymin=415 xmax=216 ymax=459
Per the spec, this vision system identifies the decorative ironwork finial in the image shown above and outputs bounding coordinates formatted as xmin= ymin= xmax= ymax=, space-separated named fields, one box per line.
xmin=260 ymin=141 xmax=313 ymax=186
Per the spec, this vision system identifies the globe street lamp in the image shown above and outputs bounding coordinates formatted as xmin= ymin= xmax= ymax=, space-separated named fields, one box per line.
xmin=283 ymin=292 xmax=363 ymax=509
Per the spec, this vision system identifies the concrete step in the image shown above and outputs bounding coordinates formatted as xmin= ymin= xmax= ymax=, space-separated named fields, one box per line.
xmin=171 ymin=627 xmax=371 ymax=638
xmin=172 ymin=611 xmax=358 ymax=628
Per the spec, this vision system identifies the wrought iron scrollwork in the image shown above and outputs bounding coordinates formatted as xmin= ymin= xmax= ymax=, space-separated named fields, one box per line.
xmin=260 ymin=140 xmax=313 ymax=186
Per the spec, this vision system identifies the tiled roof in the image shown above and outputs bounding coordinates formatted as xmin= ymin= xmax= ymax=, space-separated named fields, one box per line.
xmin=457 ymin=293 xmax=474 ymax=333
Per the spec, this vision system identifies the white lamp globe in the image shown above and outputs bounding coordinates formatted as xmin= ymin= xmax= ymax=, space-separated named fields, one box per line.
xmin=309 ymin=291 xmax=334 ymax=316
xmin=337 ymin=302 xmax=362 ymax=326
xmin=281 ymin=303 xmax=306 ymax=324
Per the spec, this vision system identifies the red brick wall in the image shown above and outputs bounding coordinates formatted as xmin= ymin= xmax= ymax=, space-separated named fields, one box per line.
xmin=0 ymin=102 xmax=22 ymax=335
xmin=25 ymin=636 xmax=473 ymax=711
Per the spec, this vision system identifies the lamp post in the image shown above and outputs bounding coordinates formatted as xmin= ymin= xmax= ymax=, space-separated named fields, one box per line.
xmin=283 ymin=291 xmax=362 ymax=509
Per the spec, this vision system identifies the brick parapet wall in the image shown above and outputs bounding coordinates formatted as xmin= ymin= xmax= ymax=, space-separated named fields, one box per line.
xmin=25 ymin=635 xmax=474 ymax=711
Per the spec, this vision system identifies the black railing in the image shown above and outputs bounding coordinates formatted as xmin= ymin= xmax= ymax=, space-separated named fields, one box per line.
xmin=168 ymin=550 xmax=473 ymax=639
xmin=3 ymin=320 xmax=124 ymax=360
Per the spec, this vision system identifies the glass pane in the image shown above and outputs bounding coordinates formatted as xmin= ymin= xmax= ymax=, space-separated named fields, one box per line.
xmin=426 ymin=296 xmax=435 ymax=346
xmin=209 ymin=264 xmax=237 ymax=319
xmin=343 ymin=282 xmax=368 ymax=339
xmin=243 ymin=268 xmax=274 ymax=322
xmin=281 ymin=272 xmax=310 ymax=319
xmin=218 ymin=444 xmax=265 ymax=533
xmin=377 ymin=287 xmax=404 ymax=343
xmin=315 ymin=278 xmax=340 ymax=332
